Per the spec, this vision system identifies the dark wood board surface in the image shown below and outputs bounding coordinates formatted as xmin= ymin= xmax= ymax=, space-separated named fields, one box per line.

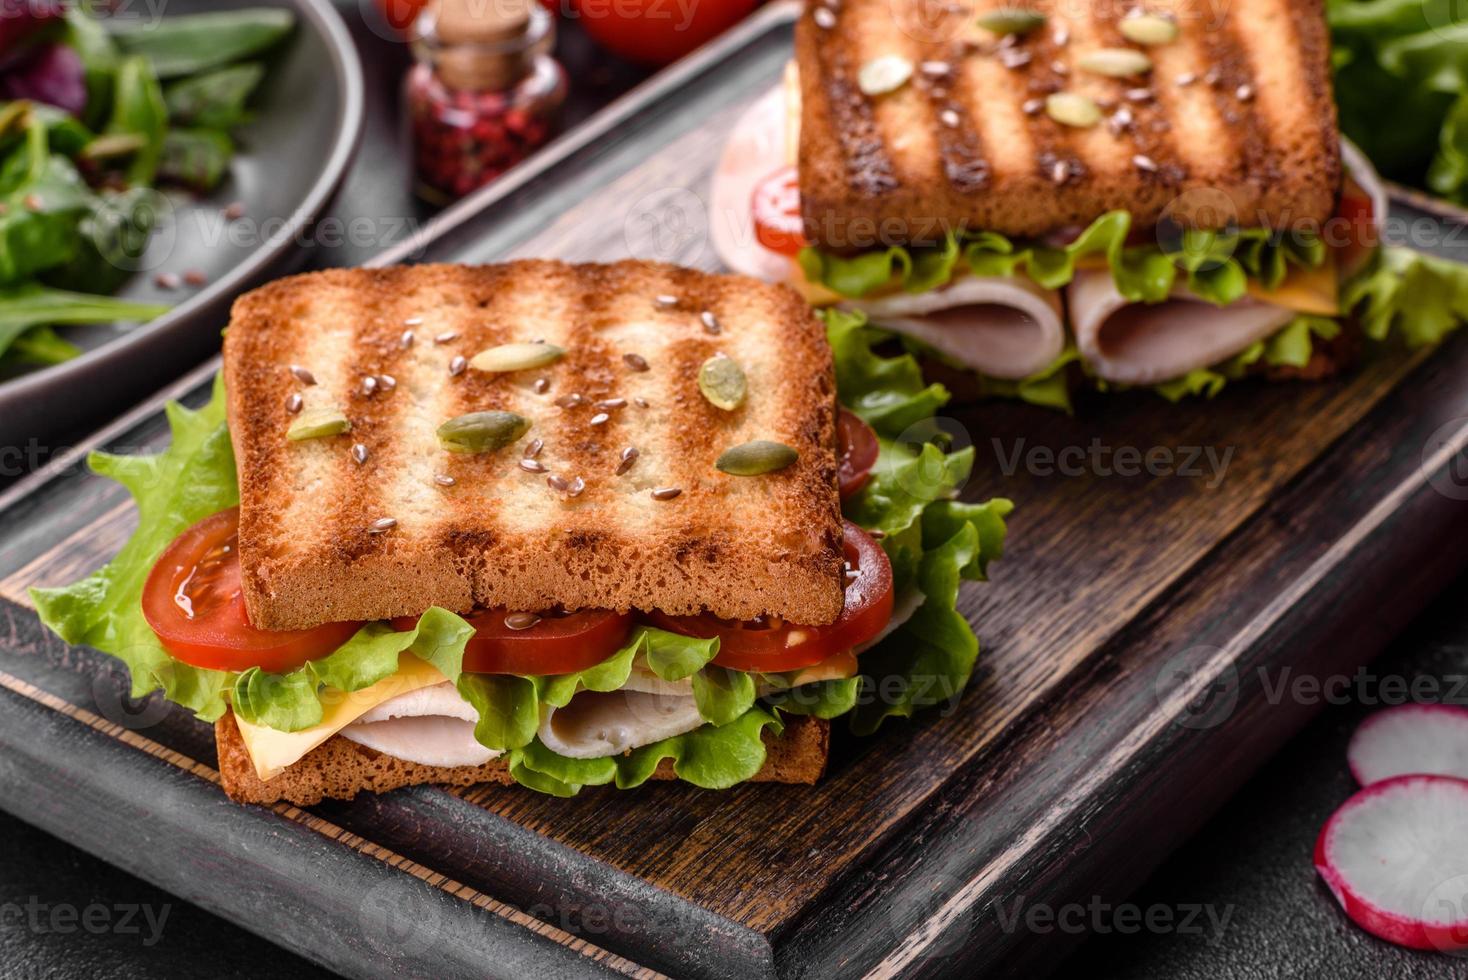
xmin=3 ymin=4 xmax=1468 ymax=978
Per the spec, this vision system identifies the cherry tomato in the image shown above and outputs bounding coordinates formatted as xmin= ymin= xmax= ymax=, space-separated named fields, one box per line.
xmin=141 ymin=508 xmax=361 ymax=674
xmin=649 ymin=521 xmax=894 ymax=672
xmin=752 ymin=165 xmax=805 ymax=257
xmin=395 ymin=607 xmax=635 ymax=675
xmin=837 ymin=408 xmax=880 ymax=499
xmin=573 ymin=0 xmax=757 ymax=67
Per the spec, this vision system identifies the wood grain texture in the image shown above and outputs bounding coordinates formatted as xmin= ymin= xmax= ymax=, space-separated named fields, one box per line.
xmin=4 ymin=6 xmax=1468 ymax=978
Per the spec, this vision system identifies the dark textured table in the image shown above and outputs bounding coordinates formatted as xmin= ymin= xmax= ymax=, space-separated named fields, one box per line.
xmin=1 ymin=5 xmax=1463 ymax=980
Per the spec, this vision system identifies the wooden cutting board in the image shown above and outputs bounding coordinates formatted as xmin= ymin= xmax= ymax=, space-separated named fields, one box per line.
xmin=4 ymin=5 xmax=1468 ymax=978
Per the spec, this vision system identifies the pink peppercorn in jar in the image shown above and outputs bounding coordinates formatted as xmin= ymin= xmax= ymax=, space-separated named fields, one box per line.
xmin=405 ymin=0 xmax=567 ymax=203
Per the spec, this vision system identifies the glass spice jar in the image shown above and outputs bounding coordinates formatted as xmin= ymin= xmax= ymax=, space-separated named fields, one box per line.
xmin=405 ymin=0 xmax=567 ymax=203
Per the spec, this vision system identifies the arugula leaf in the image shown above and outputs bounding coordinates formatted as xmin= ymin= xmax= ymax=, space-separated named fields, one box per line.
xmin=165 ymin=63 xmax=265 ymax=129
xmin=0 ymin=119 xmax=92 ymax=285
xmin=0 ymin=283 xmax=168 ymax=361
xmin=108 ymin=10 xmax=297 ymax=79
xmin=42 ymin=187 xmax=163 ymax=295
xmin=104 ymin=56 xmax=166 ymax=186
xmin=158 ymin=128 xmax=233 ymax=191
xmin=2 ymin=324 xmax=79 ymax=365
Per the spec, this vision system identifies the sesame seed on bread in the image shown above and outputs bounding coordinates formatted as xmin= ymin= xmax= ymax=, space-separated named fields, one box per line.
xmin=214 ymin=711 xmax=830 ymax=805
xmin=222 ymin=261 xmax=844 ymax=631
xmin=796 ymin=0 xmax=1341 ymax=247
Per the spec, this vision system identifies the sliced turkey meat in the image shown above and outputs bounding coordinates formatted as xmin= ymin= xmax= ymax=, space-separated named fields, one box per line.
xmin=1067 ymin=268 xmax=1297 ymax=386
xmin=339 ymin=682 xmax=500 ymax=768
xmin=538 ymin=690 xmax=707 ymax=759
xmin=849 ymin=274 xmax=1066 ymax=380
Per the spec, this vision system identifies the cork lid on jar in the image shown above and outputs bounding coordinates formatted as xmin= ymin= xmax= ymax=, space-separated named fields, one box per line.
xmin=425 ymin=0 xmax=540 ymax=91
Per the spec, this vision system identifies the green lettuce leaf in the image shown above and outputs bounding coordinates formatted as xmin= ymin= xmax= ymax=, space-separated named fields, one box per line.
xmin=825 ymin=306 xmax=950 ymax=435
xmin=800 ymin=211 xmax=1323 ymax=306
xmin=691 ymin=665 xmax=756 ymax=726
xmin=613 ymin=707 xmax=782 ymax=790
xmin=31 ymin=375 xmax=239 ymax=721
xmin=1328 ymin=0 xmax=1468 ymax=203
xmin=506 ymin=707 xmax=784 ymax=795
xmin=763 ymin=676 xmax=861 ymax=719
xmin=1342 ymin=245 xmax=1468 ymax=346
xmin=455 ymin=624 xmax=719 ymax=751
xmin=1150 ymin=315 xmax=1343 ymax=402
xmin=231 ymin=608 xmax=476 ymax=732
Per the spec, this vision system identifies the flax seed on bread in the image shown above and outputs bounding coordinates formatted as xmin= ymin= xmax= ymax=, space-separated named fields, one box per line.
xmin=214 ymin=712 xmax=830 ymax=805
xmin=223 ymin=261 xmax=844 ymax=631
xmin=796 ymin=0 xmax=1341 ymax=247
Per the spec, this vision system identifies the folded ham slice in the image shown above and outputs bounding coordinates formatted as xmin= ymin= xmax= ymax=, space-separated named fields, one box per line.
xmin=848 ymin=274 xmax=1067 ymax=380
xmin=1067 ymin=269 xmax=1297 ymax=386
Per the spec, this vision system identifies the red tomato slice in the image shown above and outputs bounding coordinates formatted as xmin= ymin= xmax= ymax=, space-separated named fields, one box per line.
xmin=463 ymin=608 xmax=635 ymax=675
xmin=838 ymin=408 xmax=880 ymax=499
xmin=649 ymin=521 xmax=895 ymax=672
xmin=1335 ymin=178 xmax=1376 ymax=274
xmin=142 ymin=508 xmax=361 ymax=674
xmin=752 ymin=165 xmax=805 ymax=257
xmin=393 ymin=608 xmax=636 ymax=676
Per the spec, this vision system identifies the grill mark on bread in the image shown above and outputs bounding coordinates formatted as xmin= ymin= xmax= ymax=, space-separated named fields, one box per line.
xmin=1084 ymin=1 xmax=1186 ymax=192
xmin=1199 ymin=18 xmax=1273 ymax=220
xmin=815 ymin=16 xmax=898 ymax=204
xmin=1233 ymin=0 xmax=1338 ymax=226
xmin=330 ymin=286 xmax=404 ymax=563
xmin=920 ymin=42 xmax=989 ymax=196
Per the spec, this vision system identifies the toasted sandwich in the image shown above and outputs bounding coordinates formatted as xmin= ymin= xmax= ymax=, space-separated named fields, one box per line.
xmin=33 ymin=261 xmax=1011 ymax=804
xmin=711 ymin=0 xmax=1468 ymax=407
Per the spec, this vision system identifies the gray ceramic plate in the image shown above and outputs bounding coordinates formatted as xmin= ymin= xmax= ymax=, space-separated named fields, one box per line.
xmin=0 ymin=0 xmax=364 ymax=457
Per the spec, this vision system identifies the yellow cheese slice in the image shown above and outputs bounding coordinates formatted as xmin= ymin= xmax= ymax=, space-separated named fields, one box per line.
xmin=1244 ymin=259 xmax=1340 ymax=316
xmin=233 ymin=653 xmax=449 ymax=781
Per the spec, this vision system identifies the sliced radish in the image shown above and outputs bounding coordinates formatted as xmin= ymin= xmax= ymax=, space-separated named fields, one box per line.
xmin=1348 ymin=704 xmax=1468 ymax=787
xmin=1314 ymin=774 xmax=1468 ymax=952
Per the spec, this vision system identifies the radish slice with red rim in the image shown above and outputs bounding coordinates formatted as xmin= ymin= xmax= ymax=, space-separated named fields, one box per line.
xmin=1314 ymin=774 xmax=1468 ymax=952
xmin=1348 ymin=703 xmax=1468 ymax=786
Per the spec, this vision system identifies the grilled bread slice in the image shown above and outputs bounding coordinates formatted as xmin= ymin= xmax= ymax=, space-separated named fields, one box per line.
xmin=223 ymin=261 xmax=843 ymax=631
xmin=796 ymin=0 xmax=1341 ymax=246
xmin=214 ymin=712 xmax=830 ymax=805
